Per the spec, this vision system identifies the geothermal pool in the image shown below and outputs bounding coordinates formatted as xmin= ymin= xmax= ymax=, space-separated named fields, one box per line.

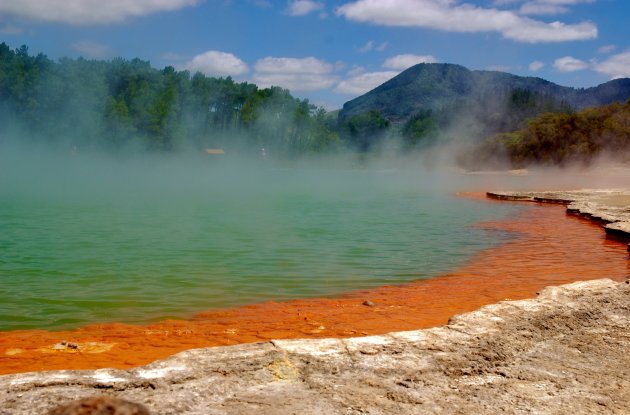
xmin=0 ymin=153 xmax=523 ymax=331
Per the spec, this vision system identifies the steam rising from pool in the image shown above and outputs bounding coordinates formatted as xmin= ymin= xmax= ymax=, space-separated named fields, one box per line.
xmin=0 ymin=143 xmax=529 ymax=330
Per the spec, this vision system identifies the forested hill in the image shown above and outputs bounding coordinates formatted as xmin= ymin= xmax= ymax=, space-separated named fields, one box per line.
xmin=462 ymin=100 xmax=630 ymax=168
xmin=0 ymin=43 xmax=339 ymax=155
xmin=338 ymin=63 xmax=630 ymax=144
xmin=340 ymin=63 xmax=630 ymax=122
xmin=3 ymin=42 xmax=630 ymax=159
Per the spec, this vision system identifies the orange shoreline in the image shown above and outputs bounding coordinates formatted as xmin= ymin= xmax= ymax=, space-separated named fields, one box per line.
xmin=1 ymin=194 xmax=628 ymax=375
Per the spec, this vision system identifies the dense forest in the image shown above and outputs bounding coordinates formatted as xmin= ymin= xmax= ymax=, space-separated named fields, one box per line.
xmin=0 ymin=43 xmax=340 ymax=156
xmin=461 ymin=100 xmax=630 ymax=168
xmin=2 ymin=42 xmax=630 ymax=166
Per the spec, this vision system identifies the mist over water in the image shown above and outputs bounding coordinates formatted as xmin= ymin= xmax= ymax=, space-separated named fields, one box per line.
xmin=0 ymin=142 xmax=531 ymax=331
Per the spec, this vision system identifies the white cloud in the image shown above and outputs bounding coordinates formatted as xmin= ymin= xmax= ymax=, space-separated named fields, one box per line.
xmin=529 ymin=60 xmax=545 ymax=71
xmin=358 ymin=40 xmax=388 ymax=53
xmin=383 ymin=54 xmax=437 ymax=70
xmin=375 ymin=42 xmax=388 ymax=52
xmin=334 ymin=60 xmax=347 ymax=71
xmin=336 ymin=0 xmax=597 ymax=43
xmin=598 ymin=44 xmax=616 ymax=54
xmin=185 ymin=51 xmax=249 ymax=77
xmin=519 ymin=0 xmax=594 ymax=16
xmin=334 ymin=71 xmax=398 ymax=95
xmin=553 ymin=56 xmax=588 ymax=72
xmin=519 ymin=3 xmax=566 ymax=15
xmin=0 ymin=0 xmax=199 ymax=25
xmin=286 ymin=0 xmax=324 ymax=16
xmin=72 ymin=41 xmax=112 ymax=59
xmin=255 ymin=56 xmax=332 ymax=74
xmin=359 ymin=40 xmax=375 ymax=53
xmin=508 ymin=20 xmax=596 ymax=43
xmin=253 ymin=56 xmax=338 ymax=91
xmin=593 ymin=51 xmax=630 ymax=79
xmin=347 ymin=65 xmax=366 ymax=76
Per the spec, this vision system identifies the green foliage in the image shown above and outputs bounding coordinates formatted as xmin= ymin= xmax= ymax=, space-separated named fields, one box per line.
xmin=467 ymin=101 xmax=630 ymax=168
xmin=339 ymin=63 xmax=630 ymax=147
xmin=340 ymin=109 xmax=390 ymax=151
xmin=5 ymin=45 xmax=627 ymax=161
xmin=401 ymin=110 xmax=438 ymax=149
xmin=0 ymin=42 xmax=339 ymax=156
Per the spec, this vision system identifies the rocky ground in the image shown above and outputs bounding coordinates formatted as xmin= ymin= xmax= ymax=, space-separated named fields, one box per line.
xmin=1 ymin=278 xmax=629 ymax=414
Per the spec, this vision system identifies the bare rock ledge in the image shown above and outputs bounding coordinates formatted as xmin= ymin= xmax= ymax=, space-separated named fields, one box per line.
xmin=2 ymin=279 xmax=629 ymax=414
xmin=487 ymin=188 xmax=630 ymax=252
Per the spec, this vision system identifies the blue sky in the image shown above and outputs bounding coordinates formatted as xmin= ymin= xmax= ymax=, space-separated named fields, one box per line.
xmin=1 ymin=0 xmax=629 ymax=109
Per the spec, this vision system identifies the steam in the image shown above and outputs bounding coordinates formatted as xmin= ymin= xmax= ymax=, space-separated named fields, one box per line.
xmin=3 ymin=129 xmax=628 ymax=211
xmin=2 ymin=48 xmax=629 ymax=331
xmin=3 ymin=124 xmax=630 ymax=331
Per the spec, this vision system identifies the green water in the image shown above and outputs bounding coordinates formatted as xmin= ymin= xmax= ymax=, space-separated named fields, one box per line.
xmin=0 ymin=152 xmax=522 ymax=330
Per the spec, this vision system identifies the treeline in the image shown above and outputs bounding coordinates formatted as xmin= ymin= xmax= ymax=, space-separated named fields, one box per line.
xmin=0 ymin=43 xmax=340 ymax=155
xmin=5 ymin=42 xmax=627 ymax=164
xmin=461 ymin=100 xmax=630 ymax=168
xmin=338 ymin=87 xmax=572 ymax=152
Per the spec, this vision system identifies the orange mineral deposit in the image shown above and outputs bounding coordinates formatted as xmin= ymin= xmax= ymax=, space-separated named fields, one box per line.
xmin=1 ymin=197 xmax=628 ymax=375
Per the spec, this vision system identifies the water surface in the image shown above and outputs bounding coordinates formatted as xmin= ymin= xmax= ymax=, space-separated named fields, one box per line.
xmin=0 ymin=152 xmax=523 ymax=330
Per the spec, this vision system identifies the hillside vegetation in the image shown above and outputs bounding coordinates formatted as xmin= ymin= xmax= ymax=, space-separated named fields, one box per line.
xmin=338 ymin=63 xmax=630 ymax=152
xmin=461 ymin=100 xmax=630 ymax=168
xmin=0 ymin=43 xmax=340 ymax=155
xmin=340 ymin=63 xmax=630 ymax=123
xmin=2 ymin=42 xmax=630 ymax=165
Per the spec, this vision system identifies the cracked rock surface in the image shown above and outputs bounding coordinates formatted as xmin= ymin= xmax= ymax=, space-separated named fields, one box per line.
xmin=1 ymin=279 xmax=629 ymax=414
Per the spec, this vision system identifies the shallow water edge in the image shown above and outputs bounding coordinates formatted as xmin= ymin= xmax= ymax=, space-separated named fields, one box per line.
xmin=2 ymin=278 xmax=629 ymax=415
xmin=1 ymin=193 xmax=628 ymax=375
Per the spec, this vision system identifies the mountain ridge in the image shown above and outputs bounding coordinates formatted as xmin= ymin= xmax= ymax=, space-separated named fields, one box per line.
xmin=339 ymin=63 xmax=630 ymax=124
